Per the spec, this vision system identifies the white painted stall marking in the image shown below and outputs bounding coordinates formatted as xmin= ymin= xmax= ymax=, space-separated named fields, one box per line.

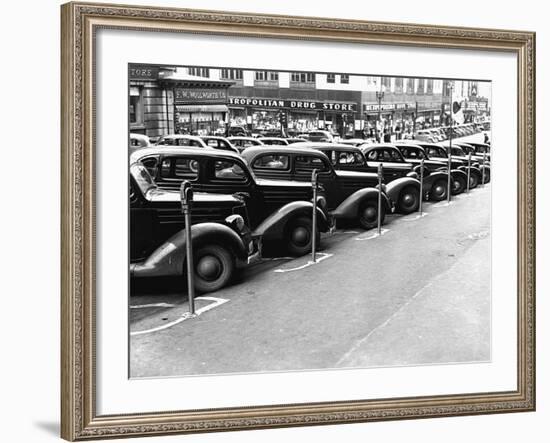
xmin=400 ymin=212 xmax=429 ymax=222
xmin=355 ymin=228 xmax=389 ymax=241
xmin=130 ymin=303 xmax=176 ymax=309
xmin=130 ymin=296 xmax=229 ymax=336
xmin=274 ymin=253 xmax=333 ymax=273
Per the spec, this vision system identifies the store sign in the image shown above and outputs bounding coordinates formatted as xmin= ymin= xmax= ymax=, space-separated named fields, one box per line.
xmin=229 ymin=97 xmax=356 ymax=112
xmin=363 ymin=102 xmax=414 ymax=112
xmin=175 ymin=88 xmax=228 ymax=103
xmin=129 ymin=66 xmax=159 ymax=80
xmin=465 ymin=101 xmax=488 ymax=111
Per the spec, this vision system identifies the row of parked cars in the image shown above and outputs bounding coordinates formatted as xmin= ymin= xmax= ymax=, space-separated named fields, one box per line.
xmin=129 ymin=132 xmax=491 ymax=293
xmin=414 ymin=122 xmax=488 ymax=143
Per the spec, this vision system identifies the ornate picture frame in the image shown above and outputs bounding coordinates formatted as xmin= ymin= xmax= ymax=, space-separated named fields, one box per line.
xmin=61 ymin=1 xmax=535 ymax=440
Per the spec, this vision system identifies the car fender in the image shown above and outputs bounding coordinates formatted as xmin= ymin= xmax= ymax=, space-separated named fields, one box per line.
xmin=422 ymin=170 xmax=448 ymax=192
xmin=450 ymin=169 xmax=468 ymax=182
xmin=385 ymin=177 xmax=420 ymax=203
xmin=330 ymin=188 xmax=392 ymax=220
xmin=252 ymin=201 xmax=329 ymax=241
xmin=130 ymin=222 xmax=247 ymax=278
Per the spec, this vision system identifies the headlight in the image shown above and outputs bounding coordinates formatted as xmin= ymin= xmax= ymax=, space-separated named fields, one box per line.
xmin=225 ymin=214 xmax=245 ymax=232
xmin=316 ymin=195 xmax=327 ymax=210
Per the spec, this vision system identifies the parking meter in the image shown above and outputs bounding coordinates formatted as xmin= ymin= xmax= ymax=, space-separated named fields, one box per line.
xmin=467 ymin=152 xmax=472 ymax=193
xmin=311 ymin=169 xmax=318 ymax=263
xmin=180 ymin=181 xmax=195 ymax=315
xmin=447 ymin=148 xmax=452 ymax=203
xmin=481 ymin=152 xmax=487 ymax=185
xmin=419 ymin=158 xmax=424 ymax=214
xmin=377 ymin=163 xmax=383 ymax=234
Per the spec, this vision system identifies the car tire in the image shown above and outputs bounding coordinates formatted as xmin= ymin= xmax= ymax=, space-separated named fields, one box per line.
xmin=451 ymin=175 xmax=466 ymax=195
xmin=397 ymin=186 xmax=420 ymax=214
xmin=192 ymin=244 xmax=235 ymax=293
xmin=429 ymin=179 xmax=447 ymax=201
xmin=482 ymin=169 xmax=491 ymax=183
xmin=468 ymin=172 xmax=480 ymax=189
xmin=358 ymin=199 xmax=385 ymax=230
xmin=285 ymin=216 xmax=318 ymax=257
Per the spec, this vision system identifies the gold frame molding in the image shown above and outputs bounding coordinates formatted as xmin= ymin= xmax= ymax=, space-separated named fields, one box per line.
xmin=61 ymin=1 xmax=536 ymax=440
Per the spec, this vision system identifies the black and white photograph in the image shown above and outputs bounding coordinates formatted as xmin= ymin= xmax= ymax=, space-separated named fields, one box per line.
xmin=128 ymin=64 xmax=492 ymax=378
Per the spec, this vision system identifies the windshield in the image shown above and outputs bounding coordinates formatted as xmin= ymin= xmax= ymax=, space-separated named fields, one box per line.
xmin=130 ymin=163 xmax=157 ymax=195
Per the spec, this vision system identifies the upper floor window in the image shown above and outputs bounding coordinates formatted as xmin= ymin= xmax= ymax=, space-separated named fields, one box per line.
xmin=220 ymin=69 xmax=243 ymax=80
xmin=255 ymin=71 xmax=279 ymax=81
xmin=327 ymin=73 xmax=336 ymax=84
xmin=417 ymin=78 xmax=425 ymax=94
xmin=382 ymin=77 xmax=391 ymax=89
xmin=340 ymin=74 xmax=350 ymax=84
xmin=406 ymin=78 xmax=415 ymax=94
xmin=291 ymin=72 xmax=315 ymax=83
xmin=188 ymin=67 xmax=210 ymax=77
xmin=394 ymin=78 xmax=404 ymax=93
xmin=426 ymin=79 xmax=434 ymax=94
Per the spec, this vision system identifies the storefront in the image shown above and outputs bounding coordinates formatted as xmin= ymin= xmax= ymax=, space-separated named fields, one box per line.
xmin=169 ymin=82 xmax=233 ymax=136
xmin=228 ymin=97 xmax=357 ymax=137
xmin=362 ymin=102 xmax=415 ymax=140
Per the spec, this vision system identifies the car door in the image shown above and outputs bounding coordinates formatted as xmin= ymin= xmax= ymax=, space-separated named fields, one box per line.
xmin=364 ymin=148 xmax=403 ymax=182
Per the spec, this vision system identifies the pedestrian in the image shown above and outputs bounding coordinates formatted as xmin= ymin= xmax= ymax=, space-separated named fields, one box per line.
xmin=483 ymin=132 xmax=490 ymax=144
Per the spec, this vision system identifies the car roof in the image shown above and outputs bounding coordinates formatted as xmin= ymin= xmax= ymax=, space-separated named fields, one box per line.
xmin=360 ymin=143 xmax=400 ymax=151
xmin=293 ymin=142 xmax=363 ymax=153
xmin=130 ymin=146 xmax=243 ymax=164
xmin=241 ymin=145 xmax=330 ymax=160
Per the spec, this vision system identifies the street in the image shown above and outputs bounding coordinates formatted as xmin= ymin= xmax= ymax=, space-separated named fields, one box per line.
xmin=130 ymin=178 xmax=491 ymax=378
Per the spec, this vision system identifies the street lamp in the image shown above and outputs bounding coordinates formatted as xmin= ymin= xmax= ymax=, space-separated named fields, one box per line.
xmin=376 ymin=82 xmax=386 ymax=142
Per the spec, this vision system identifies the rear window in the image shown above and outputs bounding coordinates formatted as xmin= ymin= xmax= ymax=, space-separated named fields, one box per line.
xmin=159 ymin=157 xmax=199 ymax=179
xmin=158 ymin=137 xmax=203 ymax=147
xmin=252 ymin=154 xmax=290 ymax=170
xmin=335 ymin=151 xmax=364 ymax=165
xmin=213 ymin=160 xmax=248 ymax=182
xmin=295 ymin=155 xmax=328 ymax=172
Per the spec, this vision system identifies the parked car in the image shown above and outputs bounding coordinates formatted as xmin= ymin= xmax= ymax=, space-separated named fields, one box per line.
xmin=131 ymin=147 xmax=332 ymax=256
xmin=448 ymin=144 xmax=490 ymax=183
xmin=227 ymin=136 xmax=265 ymax=152
xmin=155 ymin=134 xmax=209 ymax=148
xmin=200 ymin=136 xmax=239 ymax=153
xmin=413 ymin=142 xmax=490 ymax=185
xmin=453 ymin=142 xmax=491 ymax=164
xmin=297 ymin=142 xmax=423 ymax=211
xmin=130 ymin=162 xmax=256 ymax=292
xmin=466 ymin=141 xmax=491 ymax=159
xmin=129 ymin=133 xmax=151 ymax=154
xmin=227 ymin=126 xmax=250 ymax=137
xmin=396 ymin=142 xmax=477 ymax=192
xmin=285 ymin=138 xmax=308 ymax=144
xmin=258 ymin=137 xmax=290 ymax=146
xmin=307 ymin=130 xmax=334 ymax=143
xmin=241 ymin=145 xmax=395 ymax=229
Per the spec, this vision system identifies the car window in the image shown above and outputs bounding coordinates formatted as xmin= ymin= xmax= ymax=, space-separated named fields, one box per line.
xmin=204 ymin=139 xmax=219 ymax=148
xmin=140 ymin=156 xmax=158 ymax=176
xmin=252 ymin=154 xmax=290 ymax=170
xmin=366 ymin=150 xmax=379 ymax=161
xmin=213 ymin=160 xmax=248 ymax=182
xmin=427 ymin=147 xmax=442 ymax=157
xmin=337 ymin=151 xmax=364 ymax=165
xmin=295 ymin=155 xmax=328 ymax=172
xmin=159 ymin=157 xmax=199 ymax=180
xmin=158 ymin=137 xmax=202 ymax=147
xmin=401 ymin=148 xmax=423 ymax=159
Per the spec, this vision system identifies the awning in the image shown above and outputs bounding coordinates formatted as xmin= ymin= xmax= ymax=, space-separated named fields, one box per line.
xmin=175 ymin=105 xmax=229 ymax=113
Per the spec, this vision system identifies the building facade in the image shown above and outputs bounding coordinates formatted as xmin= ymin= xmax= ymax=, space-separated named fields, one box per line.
xmin=129 ymin=65 xmax=490 ymax=141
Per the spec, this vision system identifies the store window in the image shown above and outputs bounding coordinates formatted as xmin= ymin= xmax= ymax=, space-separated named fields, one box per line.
xmin=327 ymin=73 xmax=335 ymax=84
xmin=129 ymin=86 xmax=142 ymax=125
xmin=340 ymin=74 xmax=350 ymax=84
xmin=221 ymin=69 xmax=243 ymax=80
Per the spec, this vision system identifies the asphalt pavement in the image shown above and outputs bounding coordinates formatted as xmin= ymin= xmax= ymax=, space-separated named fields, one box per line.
xmin=130 ymin=178 xmax=491 ymax=378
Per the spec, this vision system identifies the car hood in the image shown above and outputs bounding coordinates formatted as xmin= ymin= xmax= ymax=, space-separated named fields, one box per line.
xmin=255 ymin=178 xmax=313 ymax=189
xmin=146 ymin=188 xmax=243 ymax=204
xmin=336 ymin=169 xmax=379 ymax=180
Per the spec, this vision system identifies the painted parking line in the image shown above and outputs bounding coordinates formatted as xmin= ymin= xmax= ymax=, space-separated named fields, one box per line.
xmin=400 ymin=212 xmax=429 ymax=222
xmin=433 ymin=201 xmax=453 ymax=208
xmin=130 ymin=302 xmax=177 ymax=309
xmin=130 ymin=296 xmax=229 ymax=336
xmin=274 ymin=253 xmax=333 ymax=273
xmin=355 ymin=228 xmax=389 ymax=241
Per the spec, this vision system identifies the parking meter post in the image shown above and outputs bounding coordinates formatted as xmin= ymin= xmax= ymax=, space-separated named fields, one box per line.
xmin=180 ymin=181 xmax=195 ymax=315
xmin=377 ymin=163 xmax=383 ymax=235
xmin=466 ymin=152 xmax=472 ymax=193
xmin=446 ymin=151 xmax=452 ymax=204
xmin=481 ymin=152 xmax=486 ymax=186
xmin=419 ymin=158 xmax=424 ymax=215
xmin=311 ymin=169 xmax=318 ymax=263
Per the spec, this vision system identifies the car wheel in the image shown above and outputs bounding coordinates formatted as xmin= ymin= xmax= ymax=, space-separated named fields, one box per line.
xmin=285 ymin=216 xmax=318 ymax=257
xmin=192 ymin=244 xmax=235 ymax=293
xmin=468 ymin=172 xmax=479 ymax=189
xmin=397 ymin=186 xmax=420 ymax=214
xmin=451 ymin=176 xmax=466 ymax=195
xmin=358 ymin=199 xmax=385 ymax=230
xmin=429 ymin=179 xmax=447 ymax=201
xmin=482 ymin=169 xmax=491 ymax=183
